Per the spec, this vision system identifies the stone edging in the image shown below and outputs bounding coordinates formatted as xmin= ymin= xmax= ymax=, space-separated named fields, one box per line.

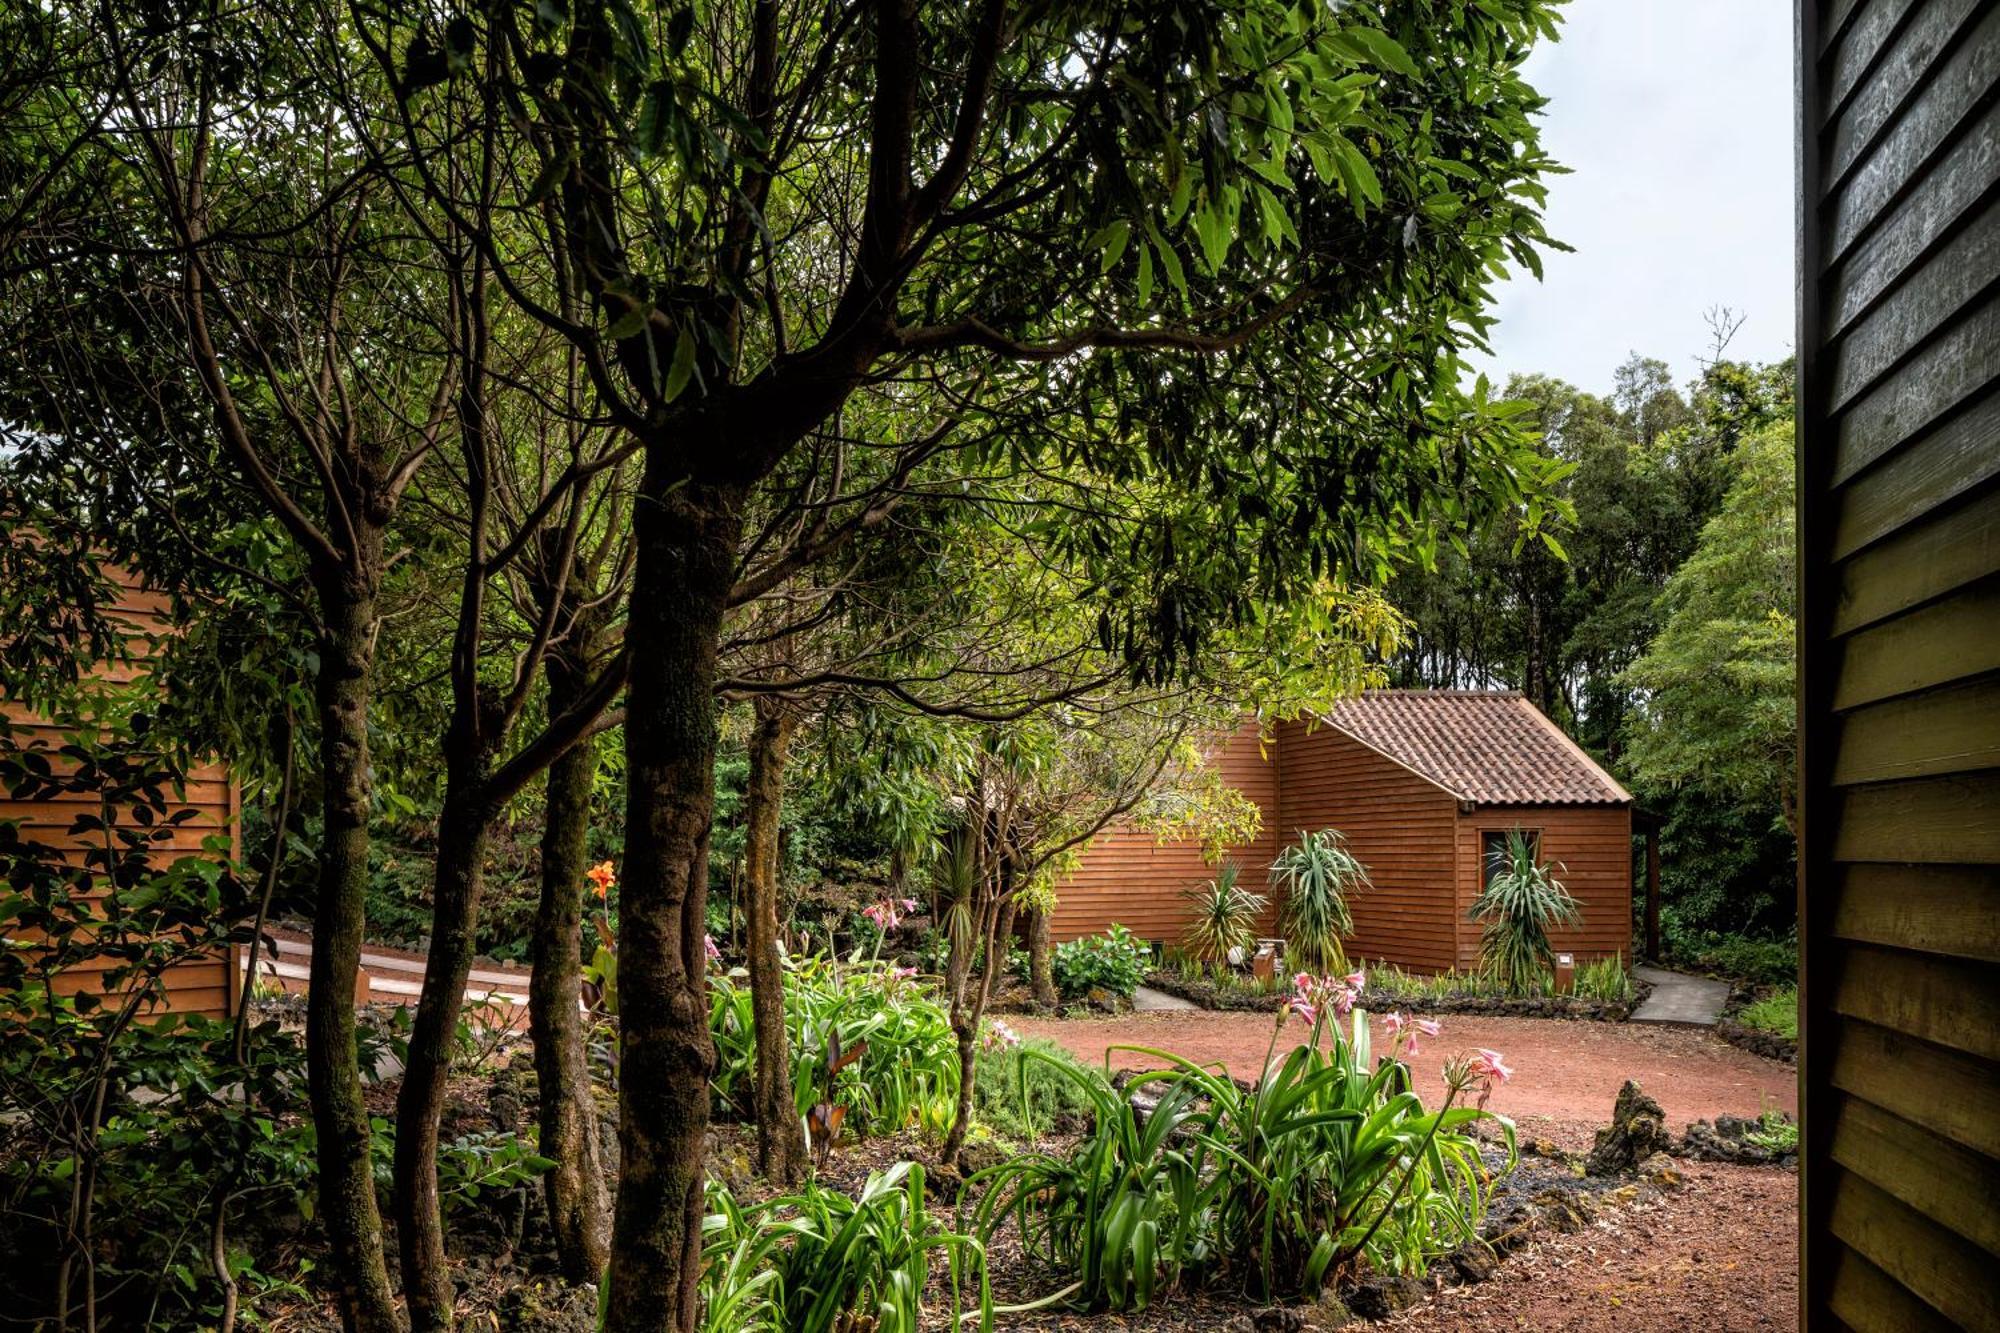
xmin=1143 ymin=970 xmax=1651 ymax=1023
xmin=1714 ymin=1018 xmax=1796 ymax=1063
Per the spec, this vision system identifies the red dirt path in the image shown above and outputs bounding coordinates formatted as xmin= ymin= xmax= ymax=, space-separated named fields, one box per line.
xmin=1011 ymin=1009 xmax=1796 ymax=1149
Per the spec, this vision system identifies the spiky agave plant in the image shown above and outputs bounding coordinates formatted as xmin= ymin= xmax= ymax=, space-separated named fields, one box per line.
xmin=1468 ymin=830 xmax=1581 ymax=995
xmin=1270 ymin=829 xmax=1368 ymax=973
xmin=1180 ymin=861 xmax=1267 ymax=967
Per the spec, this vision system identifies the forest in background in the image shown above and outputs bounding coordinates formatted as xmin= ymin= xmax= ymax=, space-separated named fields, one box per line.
xmin=1391 ymin=342 xmax=1798 ymax=958
xmin=347 ymin=343 xmax=1800 ymax=976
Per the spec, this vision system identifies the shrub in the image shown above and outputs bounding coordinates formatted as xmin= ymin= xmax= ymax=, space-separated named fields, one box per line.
xmin=1052 ymin=924 xmax=1149 ymax=1000
xmin=1468 ymin=831 xmax=1579 ymax=995
xmin=973 ymin=1037 xmax=1098 ymax=1140
xmin=966 ymin=992 xmax=1514 ymax=1311
xmin=708 ymin=957 xmax=959 ymax=1142
xmin=1744 ymin=1106 xmax=1798 ymax=1153
xmin=1685 ymin=932 xmax=1797 ymax=987
xmin=1737 ymin=985 xmax=1798 ymax=1039
xmin=699 ymin=1164 xmax=990 ymax=1332
xmin=1179 ymin=861 xmax=1266 ymax=965
xmin=1271 ymin=829 xmax=1368 ymax=972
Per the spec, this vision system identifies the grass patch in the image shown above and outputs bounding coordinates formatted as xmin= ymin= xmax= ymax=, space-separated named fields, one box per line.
xmin=1572 ymin=953 xmax=1635 ymax=1003
xmin=1736 ymin=985 xmax=1798 ymax=1039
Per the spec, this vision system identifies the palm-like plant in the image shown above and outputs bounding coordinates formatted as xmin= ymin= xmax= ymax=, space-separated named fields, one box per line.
xmin=1180 ymin=861 xmax=1267 ymax=966
xmin=1468 ymin=830 xmax=1580 ymax=995
xmin=1271 ymin=830 xmax=1369 ymax=972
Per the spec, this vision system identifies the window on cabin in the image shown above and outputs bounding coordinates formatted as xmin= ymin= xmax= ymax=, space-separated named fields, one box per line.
xmin=1482 ymin=830 xmax=1541 ymax=888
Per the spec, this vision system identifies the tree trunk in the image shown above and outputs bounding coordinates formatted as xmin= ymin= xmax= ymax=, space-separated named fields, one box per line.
xmin=943 ymin=886 xmax=1014 ymax=1165
xmin=1027 ymin=906 xmax=1056 ymax=1008
xmin=532 ymin=640 xmax=611 ymax=1285
xmin=305 ymin=584 xmax=402 ymax=1333
xmin=744 ymin=696 xmax=806 ymax=1184
xmin=604 ymin=480 xmax=741 ymax=1333
xmin=394 ymin=776 xmax=494 ymax=1332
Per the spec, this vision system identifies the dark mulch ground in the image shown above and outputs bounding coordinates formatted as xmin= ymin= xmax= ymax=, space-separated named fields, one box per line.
xmin=252 ymin=1005 xmax=1799 ymax=1331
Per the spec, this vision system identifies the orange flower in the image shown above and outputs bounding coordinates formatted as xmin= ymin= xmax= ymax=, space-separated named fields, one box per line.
xmin=586 ymin=860 xmax=618 ymax=899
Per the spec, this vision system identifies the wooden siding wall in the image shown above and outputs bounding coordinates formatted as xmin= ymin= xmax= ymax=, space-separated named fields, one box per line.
xmin=1273 ymin=723 xmax=1460 ymax=971
xmin=1452 ymin=805 xmax=1633 ymax=972
xmin=1798 ymin=0 xmax=2000 ymax=1326
xmin=0 ymin=567 xmax=238 ymax=1018
xmin=1047 ymin=721 xmax=1281 ymax=945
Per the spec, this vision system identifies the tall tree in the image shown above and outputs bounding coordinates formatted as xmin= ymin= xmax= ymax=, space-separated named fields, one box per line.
xmin=1621 ymin=421 xmax=1797 ymax=832
xmin=355 ymin=3 xmax=1565 ymax=1323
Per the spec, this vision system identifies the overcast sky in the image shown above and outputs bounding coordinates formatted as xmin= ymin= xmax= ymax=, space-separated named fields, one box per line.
xmin=1472 ymin=0 xmax=1796 ymax=396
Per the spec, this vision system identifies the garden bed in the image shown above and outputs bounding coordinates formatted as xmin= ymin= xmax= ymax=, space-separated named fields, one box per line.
xmin=1144 ymin=969 xmax=1651 ymax=1023
xmin=1715 ymin=982 xmax=1797 ymax=1063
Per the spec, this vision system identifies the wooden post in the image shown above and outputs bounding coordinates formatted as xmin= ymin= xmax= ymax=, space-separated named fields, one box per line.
xmin=1644 ymin=825 xmax=1661 ymax=963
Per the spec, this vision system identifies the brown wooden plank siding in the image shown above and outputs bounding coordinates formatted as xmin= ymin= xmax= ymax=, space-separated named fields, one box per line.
xmin=1272 ymin=722 xmax=1460 ymax=971
xmin=1047 ymin=720 xmax=1281 ymax=946
xmin=1451 ymin=804 xmax=1634 ymax=972
xmin=1798 ymin=0 xmax=2000 ymax=1325
xmin=0 ymin=563 xmax=238 ymax=1019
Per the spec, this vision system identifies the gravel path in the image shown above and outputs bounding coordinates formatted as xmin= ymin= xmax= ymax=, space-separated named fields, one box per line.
xmin=1384 ymin=1160 xmax=1797 ymax=1331
xmin=1011 ymin=1009 xmax=1796 ymax=1150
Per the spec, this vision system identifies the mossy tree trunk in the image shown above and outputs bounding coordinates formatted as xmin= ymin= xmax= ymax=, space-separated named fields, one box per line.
xmin=603 ymin=480 xmax=740 ymax=1333
xmin=1027 ymin=906 xmax=1056 ymax=1007
xmin=306 ymin=575 xmax=403 ymax=1333
xmin=532 ymin=603 xmax=612 ymax=1283
xmin=744 ymin=696 xmax=806 ymax=1184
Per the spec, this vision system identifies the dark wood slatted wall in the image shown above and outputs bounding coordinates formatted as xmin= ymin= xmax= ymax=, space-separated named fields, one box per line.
xmin=1798 ymin=0 xmax=2000 ymax=1325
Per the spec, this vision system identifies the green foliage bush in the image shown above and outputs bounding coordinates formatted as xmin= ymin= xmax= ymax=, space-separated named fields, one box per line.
xmin=699 ymin=1163 xmax=989 ymax=1332
xmin=1737 ymin=985 xmax=1798 ymax=1039
xmin=973 ymin=1037 xmax=1098 ymax=1141
xmin=1052 ymin=924 xmax=1149 ymax=1000
xmin=708 ymin=957 xmax=959 ymax=1140
xmin=1682 ymin=932 xmax=1797 ymax=987
xmin=965 ymin=1016 xmax=1513 ymax=1311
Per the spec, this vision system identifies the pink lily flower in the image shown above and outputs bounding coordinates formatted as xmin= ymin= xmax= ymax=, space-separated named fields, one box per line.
xmin=1415 ymin=1018 xmax=1442 ymax=1038
xmin=1382 ymin=1011 xmax=1405 ymax=1036
xmin=1471 ymin=1048 xmax=1513 ymax=1083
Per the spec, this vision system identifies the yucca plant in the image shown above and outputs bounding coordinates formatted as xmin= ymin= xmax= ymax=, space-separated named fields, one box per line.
xmin=1271 ymin=829 xmax=1369 ymax=972
xmin=1180 ymin=861 xmax=1267 ymax=966
xmin=1468 ymin=830 xmax=1580 ymax=995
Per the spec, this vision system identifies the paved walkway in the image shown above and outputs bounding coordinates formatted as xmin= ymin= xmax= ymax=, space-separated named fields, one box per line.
xmin=1130 ymin=984 xmax=1199 ymax=1012
xmin=1630 ymin=964 xmax=1732 ymax=1026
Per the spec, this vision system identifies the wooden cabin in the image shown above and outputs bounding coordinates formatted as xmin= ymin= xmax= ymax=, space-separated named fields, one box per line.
xmin=1050 ymin=690 xmax=1633 ymax=971
xmin=0 ymin=562 xmax=241 ymax=1019
xmin=1795 ymin=0 xmax=2000 ymax=1322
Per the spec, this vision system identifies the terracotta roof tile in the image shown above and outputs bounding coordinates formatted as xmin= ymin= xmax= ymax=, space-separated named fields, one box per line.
xmin=1320 ymin=690 xmax=1631 ymax=805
